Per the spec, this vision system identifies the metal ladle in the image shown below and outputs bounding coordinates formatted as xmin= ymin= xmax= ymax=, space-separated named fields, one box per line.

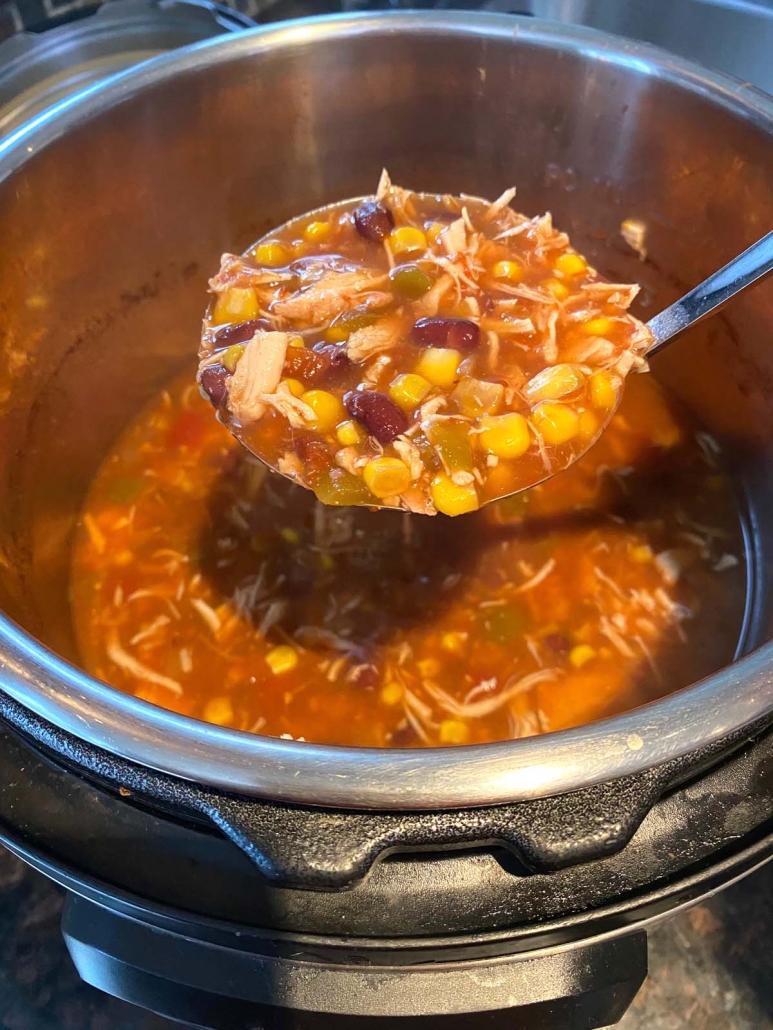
xmin=222 ymin=229 xmax=773 ymax=513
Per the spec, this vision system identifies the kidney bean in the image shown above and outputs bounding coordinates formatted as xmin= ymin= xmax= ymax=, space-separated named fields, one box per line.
xmin=283 ymin=344 xmax=350 ymax=384
xmin=295 ymin=434 xmax=334 ymax=482
xmin=412 ymin=317 xmax=480 ymax=351
xmin=199 ymin=364 xmax=230 ymax=408
xmin=344 ymin=390 xmax=408 ymax=444
xmin=544 ymin=632 xmax=571 ymax=656
xmin=316 ymin=343 xmax=350 ymax=373
xmin=213 ymin=318 xmax=271 ymax=348
xmin=353 ymin=201 xmax=395 ymax=242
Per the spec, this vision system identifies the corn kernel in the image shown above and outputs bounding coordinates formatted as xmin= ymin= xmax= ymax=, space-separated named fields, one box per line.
xmin=381 ymin=682 xmax=404 ymax=705
xmin=220 ymin=344 xmax=245 ymax=372
xmin=415 ymin=347 xmax=462 ymax=388
xmin=389 ymin=372 xmax=432 ymax=411
xmin=426 ymin=221 xmax=446 ymax=245
xmin=578 ymin=409 xmax=600 ymax=438
xmin=525 ymin=364 xmax=584 ymax=402
xmin=582 ymin=316 xmax=614 ymax=336
xmin=300 ymin=389 xmax=347 ymax=433
xmin=531 ymin=402 xmax=580 ymax=446
xmin=254 ymin=241 xmax=291 ymax=267
xmin=492 ymin=259 xmax=522 ymax=281
xmin=417 ymin=657 xmax=441 ymax=678
xmin=203 ymin=696 xmax=234 ymax=725
xmin=265 ymin=645 xmax=299 ymax=675
xmin=478 ymin=413 xmax=531 ymax=459
xmin=304 ymin=220 xmax=331 ymax=243
xmin=554 ymin=252 xmax=587 ymax=276
xmin=336 ymin=420 xmax=365 ymax=447
xmin=439 ymin=719 xmax=470 ymax=745
xmin=363 ymin=456 xmax=412 ymax=498
xmin=212 ymin=287 xmax=259 ymax=325
xmin=569 ymin=644 xmax=596 ymax=669
xmin=652 ymin=417 xmax=682 ymax=449
xmin=288 ymin=335 xmax=306 ymax=349
xmin=544 ymin=278 xmax=570 ymax=300
xmin=629 ymin=543 xmax=654 ymax=564
xmin=282 ymin=378 xmax=306 ymax=398
xmin=431 ymin=472 xmax=479 ymax=516
xmin=441 ymin=631 xmax=468 ymax=654
xmin=280 ymin=527 xmax=300 ymax=545
xmin=317 ymin=552 xmax=336 ymax=571
xmin=389 ymin=226 xmax=427 ymax=255
xmin=588 ymin=370 xmax=620 ymax=411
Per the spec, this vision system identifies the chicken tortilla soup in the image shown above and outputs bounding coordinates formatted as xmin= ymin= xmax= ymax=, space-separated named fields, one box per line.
xmin=71 ymin=369 xmax=746 ymax=747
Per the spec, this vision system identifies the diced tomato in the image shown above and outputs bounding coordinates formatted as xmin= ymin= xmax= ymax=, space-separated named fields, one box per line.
xmin=166 ymin=411 xmax=209 ymax=448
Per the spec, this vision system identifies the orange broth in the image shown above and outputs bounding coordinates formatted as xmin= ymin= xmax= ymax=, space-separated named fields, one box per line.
xmin=70 ymin=371 xmax=746 ymax=747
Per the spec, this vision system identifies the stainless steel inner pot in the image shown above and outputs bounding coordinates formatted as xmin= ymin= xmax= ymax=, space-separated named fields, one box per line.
xmin=1 ymin=12 xmax=773 ymax=809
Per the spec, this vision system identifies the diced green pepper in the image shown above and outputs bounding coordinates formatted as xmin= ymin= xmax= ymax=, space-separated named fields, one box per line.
xmin=313 ymin=468 xmax=374 ymax=506
xmin=107 ymin=477 xmax=144 ymax=504
xmin=424 ymin=420 xmax=473 ymax=472
xmin=478 ymin=605 xmax=526 ymax=644
xmin=389 ymin=263 xmax=433 ymax=299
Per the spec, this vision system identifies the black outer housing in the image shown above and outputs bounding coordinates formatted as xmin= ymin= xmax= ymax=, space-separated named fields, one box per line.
xmin=3 ymin=692 xmax=773 ymax=1027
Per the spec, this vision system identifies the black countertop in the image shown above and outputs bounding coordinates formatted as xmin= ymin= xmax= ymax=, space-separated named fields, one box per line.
xmin=1 ymin=844 xmax=772 ymax=1030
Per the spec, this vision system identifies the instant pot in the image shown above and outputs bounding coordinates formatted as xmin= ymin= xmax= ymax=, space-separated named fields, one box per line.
xmin=2 ymin=12 xmax=773 ymax=1028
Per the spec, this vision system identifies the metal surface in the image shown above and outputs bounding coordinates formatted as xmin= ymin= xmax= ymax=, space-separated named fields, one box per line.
xmin=647 ymin=230 xmax=773 ymax=355
xmin=480 ymin=0 xmax=773 ymax=95
xmin=0 ymin=0 xmax=255 ymax=139
xmin=1 ymin=13 xmax=773 ymax=808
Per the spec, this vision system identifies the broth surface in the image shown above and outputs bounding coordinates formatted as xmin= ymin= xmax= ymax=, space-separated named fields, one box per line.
xmin=70 ymin=372 xmax=746 ymax=747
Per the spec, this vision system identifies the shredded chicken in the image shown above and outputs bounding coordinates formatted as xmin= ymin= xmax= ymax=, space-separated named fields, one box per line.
xmin=335 ymin=447 xmax=361 ymax=476
xmin=376 ymin=168 xmax=416 ymax=220
xmin=258 ymin=381 xmax=315 ymax=428
xmin=277 ymin=452 xmax=304 ymax=480
xmin=400 ymin=486 xmax=437 ymax=515
xmin=514 ymin=558 xmax=556 ymax=593
xmin=227 ymin=330 xmax=288 ymax=423
xmin=414 ymin=273 xmax=455 ymax=317
xmin=106 ymin=631 xmax=183 ymax=696
xmin=481 ymin=186 xmax=517 ymax=224
xmin=190 ymin=597 xmax=221 ymax=635
xmin=422 ymin=669 xmax=559 ymax=719
xmin=539 ymin=308 xmax=559 ymax=364
xmin=581 ymin=281 xmax=641 ymax=309
xmin=361 ymin=354 xmax=392 ymax=387
xmin=272 ymin=268 xmax=390 ymax=324
xmin=393 ymin=435 xmax=424 ymax=481
xmin=345 ymin=315 xmax=404 ymax=363
xmin=441 ymin=218 xmax=468 ymax=257
xmin=209 ymin=253 xmax=294 ymax=294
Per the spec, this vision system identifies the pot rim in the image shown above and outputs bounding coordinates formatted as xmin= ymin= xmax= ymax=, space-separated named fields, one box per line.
xmin=1 ymin=10 xmax=772 ymax=810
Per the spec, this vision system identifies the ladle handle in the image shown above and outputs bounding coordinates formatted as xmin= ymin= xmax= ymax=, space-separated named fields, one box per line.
xmin=646 ymin=229 xmax=773 ymax=356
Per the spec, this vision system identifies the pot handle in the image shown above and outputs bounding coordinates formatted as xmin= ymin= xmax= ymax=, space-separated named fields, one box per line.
xmin=152 ymin=0 xmax=257 ymax=31
xmin=187 ymin=770 xmax=666 ymax=889
xmin=0 ymin=685 xmax=668 ymax=890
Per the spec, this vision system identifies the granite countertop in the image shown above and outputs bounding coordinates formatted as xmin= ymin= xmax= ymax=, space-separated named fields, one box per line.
xmin=1 ymin=845 xmax=771 ymax=1030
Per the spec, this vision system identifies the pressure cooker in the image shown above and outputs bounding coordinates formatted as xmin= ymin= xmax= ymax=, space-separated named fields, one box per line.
xmin=1 ymin=12 xmax=773 ymax=1028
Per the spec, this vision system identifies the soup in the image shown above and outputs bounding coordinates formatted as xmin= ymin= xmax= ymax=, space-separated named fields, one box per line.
xmin=70 ymin=371 xmax=746 ymax=746
xmin=198 ymin=173 xmax=652 ymax=515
